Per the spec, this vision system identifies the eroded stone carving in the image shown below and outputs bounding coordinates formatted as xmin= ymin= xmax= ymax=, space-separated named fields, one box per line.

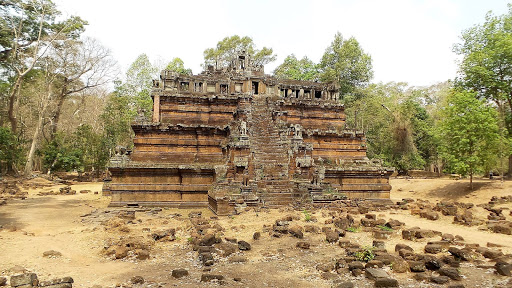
xmin=104 ymin=52 xmax=393 ymax=214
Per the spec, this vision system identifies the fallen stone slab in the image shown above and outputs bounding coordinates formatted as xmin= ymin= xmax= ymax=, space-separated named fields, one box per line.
xmin=448 ymin=247 xmax=471 ymax=261
xmin=430 ymin=276 xmax=450 ymax=284
xmin=374 ymin=277 xmax=399 ymax=287
xmin=439 ymin=267 xmax=461 ymax=280
xmin=495 ymin=262 xmax=512 ymax=276
xmin=38 ymin=277 xmax=73 ymax=287
xmin=10 ymin=274 xmax=38 ymax=287
xmin=200 ymin=274 xmax=224 ymax=282
xmin=333 ymin=281 xmax=354 ymax=288
xmin=365 ymin=268 xmax=388 ymax=280
xmin=424 ymin=244 xmax=442 ymax=254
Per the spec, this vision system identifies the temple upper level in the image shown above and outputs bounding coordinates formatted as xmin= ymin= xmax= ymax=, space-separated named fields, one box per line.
xmin=151 ymin=52 xmax=340 ymax=102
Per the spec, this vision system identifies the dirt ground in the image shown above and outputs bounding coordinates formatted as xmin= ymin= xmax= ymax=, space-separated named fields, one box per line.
xmin=0 ymin=177 xmax=511 ymax=288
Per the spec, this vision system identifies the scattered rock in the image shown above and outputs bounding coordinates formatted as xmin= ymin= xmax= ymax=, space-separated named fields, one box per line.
xmin=130 ymin=276 xmax=144 ymax=284
xmin=200 ymin=274 xmax=224 ymax=282
xmin=296 ymin=241 xmax=310 ymax=249
xmin=43 ymin=250 xmax=62 ymax=258
xmin=424 ymin=256 xmax=442 ymax=271
xmin=333 ymin=281 xmax=354 ymax=288
xmin=391 ymin=258 xmax=409 ymax=273
xmin=238 ymin=240 xmax=251 ymax=251
xmin=171 ymin=269 xmax=189 ymax=278
xmin=424 ymin=244 xmax=442 ymax=254
xmin=365 ymin=260 xmax=384 ymax=269
xmin=348 ymin=261 xmax=365 ymax=271
xmin=135 ymin=249 xmax=150 ymax=260
xmin=365 ymin=268 xmax=388 ymax=280
xmin=325 ymin=230 xmax=339 ymax=243
xmin=408 ymin=261 xmax=426 ymax=272
xmin=114 ymin=246 xmax=129 ymax=259
xmin=395 ymin=243 xmax=413 ymax=252
xmin=320 ymin=272 xmax=338 ymax=280
xmin=374 ymin=277 xmax=399 ymax=287
xmin=253 ymin=232 xmax=261 ymax=240
xmin=289 ymin=226 xmax=304 ymax=239
xmin=413 ymin=272 xmax=430 ymax=282
xmin=447 ymin=284 xmax=465 ymax=288
xmin=495 ymin=262 xmax=512 ymax=276
xmin=482 ymin=249 xmax=504 ymax=259
xmin=316 ymin=262 xmax=334 ymax=272
xmin=38 ymin=276 xmax=73 ymax=287
xmin=420 ymin=210 xmax=439 ymax=221
xmin=151 ymin=229 xmax=175 ymax=241
xmin=199 ymin=234 xmax=217 ymax=246
xmin=448 ymin=247 xmax=471 ymax=261
xmin=439 ymin=267 xmax=461 ymax=280
xmin=430 ymin=276 xmax=450 ymax=284
xmin=229 ymin=255 xmax=248 ymax=263
xmin=10 ymin=273 xmax=38 ymax=287
xmin=216 ymin=242 xmax=238 ymax=257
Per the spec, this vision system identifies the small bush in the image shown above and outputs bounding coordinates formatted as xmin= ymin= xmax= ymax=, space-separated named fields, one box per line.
xmin=377 ymin=225 xmax=393 ymax=231
xmin=303 ymin=210 xmax=312 ymax=222
xmin=355 ymin=246 xmax=375 ymax=262
xmin=346 ymin=226 xmax=361 ymax=233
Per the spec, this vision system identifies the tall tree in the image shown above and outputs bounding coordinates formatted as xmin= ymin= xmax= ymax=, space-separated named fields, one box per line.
xmin=47 ymin=37 xmax=116 ymax=139
xmin=165 ymin=57 xmax=192 ymax=75
xmin=319 ymin=32 xmax=373 ymax=98
xmin=347 ymin=82 xmax=427 ymax=173
xmin=123 ymin=54 xmax=157 ymax=113
xmin=454 ymin=5 xmax=512 ymax=171
xmin=203 ymin=35 xmax=276 ymax=69
xmin=100 ymin=54 xmax=159 ymax=154
xmin=437 ymin=90 xmax=502 ymax=189
xmin=0 ymin=0 xmax=86 ymax=134
xmin=273 ymin=54 xmax=319 ymax=81
xmin=24 ymin=54 xmax=60 ymax=175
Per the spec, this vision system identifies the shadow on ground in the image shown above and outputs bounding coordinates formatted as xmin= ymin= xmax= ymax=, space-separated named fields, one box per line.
xmin=426 ymin=181 xmax=493 ymax=201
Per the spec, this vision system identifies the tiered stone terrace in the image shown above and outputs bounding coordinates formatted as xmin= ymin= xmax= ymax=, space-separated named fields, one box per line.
xmin=103 ymin=53 xmax=393 ymax=215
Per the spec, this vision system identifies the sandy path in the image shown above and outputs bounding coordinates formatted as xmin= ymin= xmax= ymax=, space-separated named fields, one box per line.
xmin=0 ymin=177 xmax=511 ymax=288
xmin=0 ymin=183 xmax=138 ymax=287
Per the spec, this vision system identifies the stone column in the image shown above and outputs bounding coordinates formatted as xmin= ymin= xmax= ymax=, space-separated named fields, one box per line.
xmin=152 ymin=94 xmax=160 ymax=123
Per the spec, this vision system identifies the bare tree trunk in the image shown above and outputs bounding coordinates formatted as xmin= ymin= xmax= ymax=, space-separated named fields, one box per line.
xmin=509 ymin=155 xmax=512 ymax=178
xmin=7 ymin=76 xmax=23 ymax=134
xmin=50 ymin=94 xmax=65 ymax=140
xmin=470 ymin=168 xmax=473 ymax=190
xmin=24 ymin=109 xmax=45 ymax=176
xmin=24 ymin=88 xmax=51 ymax=177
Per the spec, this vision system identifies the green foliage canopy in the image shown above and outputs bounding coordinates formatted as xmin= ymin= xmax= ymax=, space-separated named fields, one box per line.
xmin=273 ymin=54 xmax=319 ymax=81
xmin=437 ymin=90 xmax=503 ymax=187
xmin=0 ymin=126 xmax=24 ymax=174
xmin=319 ymin=32 xmax=373 ymax=98
xmin=346 ymin=82 xmax=432 ymax=173
xmin=203 ymin=35 xmax=276 ymax=69
xmin=454 ymin=5 xmax=512 ymax=134
xmin=165 ymin=57 xmax=192 ymax=75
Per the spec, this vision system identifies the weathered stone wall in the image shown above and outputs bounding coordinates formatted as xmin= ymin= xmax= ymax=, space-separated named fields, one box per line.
xmin=105 ymin=54 xmax=393 ymax=212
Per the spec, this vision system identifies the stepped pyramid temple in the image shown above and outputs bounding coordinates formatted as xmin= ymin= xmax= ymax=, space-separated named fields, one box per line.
xmin=103 ymin=52 xmax=393 ymax=215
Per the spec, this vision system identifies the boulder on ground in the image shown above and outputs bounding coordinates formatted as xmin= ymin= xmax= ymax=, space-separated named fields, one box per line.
xmin=10 ymin=273 xmax=38 ymax=287
xmin=171 ymin=269 xmax=189 ymax=278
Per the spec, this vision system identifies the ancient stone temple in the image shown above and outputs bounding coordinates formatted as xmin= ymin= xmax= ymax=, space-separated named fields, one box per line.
xmin=103 ymin=52 xmax=393 ymax=215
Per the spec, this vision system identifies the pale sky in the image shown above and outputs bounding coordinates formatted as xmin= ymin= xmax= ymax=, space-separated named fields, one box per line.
xmin=54 ymin=0 xmax=511 ymax=87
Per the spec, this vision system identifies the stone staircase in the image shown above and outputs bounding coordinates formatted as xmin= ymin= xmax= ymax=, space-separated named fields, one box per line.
xmin=248 ymin=94 xmax=293 ymax=207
